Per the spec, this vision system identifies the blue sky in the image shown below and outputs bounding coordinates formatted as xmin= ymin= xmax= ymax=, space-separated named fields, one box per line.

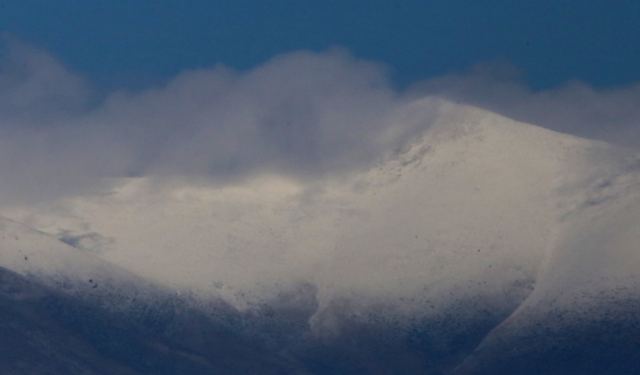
xmin=2 ymin=0 xmax=639 ymax=90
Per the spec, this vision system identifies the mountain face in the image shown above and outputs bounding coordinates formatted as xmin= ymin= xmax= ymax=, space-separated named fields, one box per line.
xmin=2 ymin=99 xmax=640 ymax=374
xmin=0 ymin=220 xmax=303 ymax=374
xmin=0 ymin=265 xmax=308 ymax=375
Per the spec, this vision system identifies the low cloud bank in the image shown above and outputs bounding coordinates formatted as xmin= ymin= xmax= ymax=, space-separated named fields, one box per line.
xmin=2 ymin=37 xmax=640 ymax=206
xmin=0 ymin=37 xmax=409 ymax=205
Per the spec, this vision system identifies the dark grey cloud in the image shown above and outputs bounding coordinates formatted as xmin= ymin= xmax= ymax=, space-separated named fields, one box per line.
xmin=0 ymin=34 xmax=91 ymax=119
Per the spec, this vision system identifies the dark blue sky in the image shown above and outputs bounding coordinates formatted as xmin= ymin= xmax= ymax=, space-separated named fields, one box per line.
xmin=1 ymin=0 xmax=639 ymax=90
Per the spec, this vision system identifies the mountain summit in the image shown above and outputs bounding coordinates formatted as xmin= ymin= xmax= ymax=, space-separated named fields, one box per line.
xmin=2 ymin=99 xmax=640 ymax=374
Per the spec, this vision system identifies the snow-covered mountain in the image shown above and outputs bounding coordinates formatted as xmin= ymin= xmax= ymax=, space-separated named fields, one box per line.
xmin=2 ymin=98 xmax=640 ymax=374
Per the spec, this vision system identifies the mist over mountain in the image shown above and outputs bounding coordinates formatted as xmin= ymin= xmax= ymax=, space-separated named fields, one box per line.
xmin=2 ymin=95 xmax=640 ymax=373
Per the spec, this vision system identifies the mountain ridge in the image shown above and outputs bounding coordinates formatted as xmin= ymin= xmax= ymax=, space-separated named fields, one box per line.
xmin=2 ymin=99 xmax=640 ymax=373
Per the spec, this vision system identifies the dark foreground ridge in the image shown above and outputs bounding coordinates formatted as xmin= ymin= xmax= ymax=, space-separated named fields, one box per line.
xmin=1 ymin=266 xmax=640 ymax=375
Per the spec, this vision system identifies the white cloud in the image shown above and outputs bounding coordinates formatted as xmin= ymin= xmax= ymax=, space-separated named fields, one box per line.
xmin=0 ymin=41 xmax=416 ymax=205
xmin=4 ymin=39 xmax=640 ymax=206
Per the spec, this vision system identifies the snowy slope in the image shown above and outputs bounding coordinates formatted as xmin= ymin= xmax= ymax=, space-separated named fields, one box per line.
xmin=1 ymin=216 xmax=113 ymax=280
xmin=5 ymin=98 xmax=626 ymax=317
xmin=453 ymin=155 xmax=640 ymax=374
xmin=0 ymin=215 xmax=166 ymax=306
xmin=315 ymin=99 xmax=601 ymax=306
